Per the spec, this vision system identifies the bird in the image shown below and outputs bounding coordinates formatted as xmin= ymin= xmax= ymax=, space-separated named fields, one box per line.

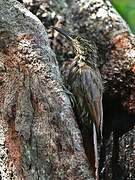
xmin=53 ymin=27 xmax=103 ymax=179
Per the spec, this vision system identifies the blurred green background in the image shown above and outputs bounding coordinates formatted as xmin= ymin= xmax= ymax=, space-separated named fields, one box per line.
xmin=112 ymin=0 xmax=135 ymax=33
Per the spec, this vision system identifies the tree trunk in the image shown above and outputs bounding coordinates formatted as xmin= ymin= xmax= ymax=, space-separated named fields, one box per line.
xmin=28 ymin=0 xmax=134 ymax=179
xmin=1 ymin=0 xmax=135 ymax=179
xmin=0 ymin=0 xmax=94 ymax=179
xmin=65 ymin=0 xmax=135 ymax=179
xmin=67 ymin=0 xmax=135 ymax=112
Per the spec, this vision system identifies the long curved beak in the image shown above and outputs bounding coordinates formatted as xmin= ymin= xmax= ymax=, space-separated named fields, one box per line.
xmin=52 ymin=27 xmax=73 ymax=41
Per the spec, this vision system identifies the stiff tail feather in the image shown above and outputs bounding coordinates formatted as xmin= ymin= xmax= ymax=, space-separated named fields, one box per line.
xmin=93 ymin=123 xmax=99 ymax=180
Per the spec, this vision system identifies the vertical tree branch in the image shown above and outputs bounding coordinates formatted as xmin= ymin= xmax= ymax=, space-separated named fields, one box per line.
xmin=0 ymin=0 xmax=94 ymax=179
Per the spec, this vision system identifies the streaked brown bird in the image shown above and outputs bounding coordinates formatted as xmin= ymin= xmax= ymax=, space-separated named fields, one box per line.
xmin=53 ymin=27 xmax=103 ymax=179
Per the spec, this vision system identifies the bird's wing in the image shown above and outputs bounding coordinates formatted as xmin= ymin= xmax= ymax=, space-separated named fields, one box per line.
xmin=80 ymin=67 xmax=103 ymax=134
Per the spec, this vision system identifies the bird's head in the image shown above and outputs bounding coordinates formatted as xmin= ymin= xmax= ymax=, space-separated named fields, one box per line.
xmin=53 ymin=27 xmax=98 ymax=66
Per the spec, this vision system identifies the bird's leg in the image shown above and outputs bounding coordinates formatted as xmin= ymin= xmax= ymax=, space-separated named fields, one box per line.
xmin=112 ymin=133 xmax=119 ymax=179
xmin=60 ymin=85 xmax=76 ymax=106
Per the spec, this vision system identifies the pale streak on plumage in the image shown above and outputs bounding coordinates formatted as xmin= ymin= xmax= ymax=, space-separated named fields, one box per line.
xmin=66 ymin=57 xmax=103 ymax=135
xmin=62 ymin=35 xmax=103 ymax=136
xmin=53 ymin=27 xmax=103 ymax=179
xmin=62 ymin=41 xmax=103 ymax=180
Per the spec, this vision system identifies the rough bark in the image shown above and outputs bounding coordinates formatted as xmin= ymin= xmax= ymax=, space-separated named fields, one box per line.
xmin=65 ymin=0 xmax=135 ymax=179
xmin=67 ymin=0 xmax=135 ymax=114
xmin=25 ymin=0 xmax=135 ymax=179
xmin=1 ymin=0 xmax=135 ymax=179
xmin=22 ymin=0 xmax=135 ymax=113
xmin=0 ymin=0 xmax=94 ymax=179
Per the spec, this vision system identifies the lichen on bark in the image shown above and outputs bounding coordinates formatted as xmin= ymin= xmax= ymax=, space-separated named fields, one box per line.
xmin=0 ymin=0 xmax=94 ymax=179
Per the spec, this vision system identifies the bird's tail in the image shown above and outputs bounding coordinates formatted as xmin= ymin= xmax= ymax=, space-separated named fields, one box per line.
xmin=93 ymin=123 xmax=99 ymax=180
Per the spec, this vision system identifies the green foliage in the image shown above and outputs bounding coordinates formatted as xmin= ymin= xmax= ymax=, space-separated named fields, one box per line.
xmin=112 ymin=0 xmax=135 ymax=33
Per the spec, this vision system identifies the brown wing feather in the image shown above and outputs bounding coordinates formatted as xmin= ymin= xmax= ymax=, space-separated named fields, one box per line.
xmin=64 ymin=60 xmax=103 ymax=135
xmin=80 ymin=66 xmax=103 ymax=134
